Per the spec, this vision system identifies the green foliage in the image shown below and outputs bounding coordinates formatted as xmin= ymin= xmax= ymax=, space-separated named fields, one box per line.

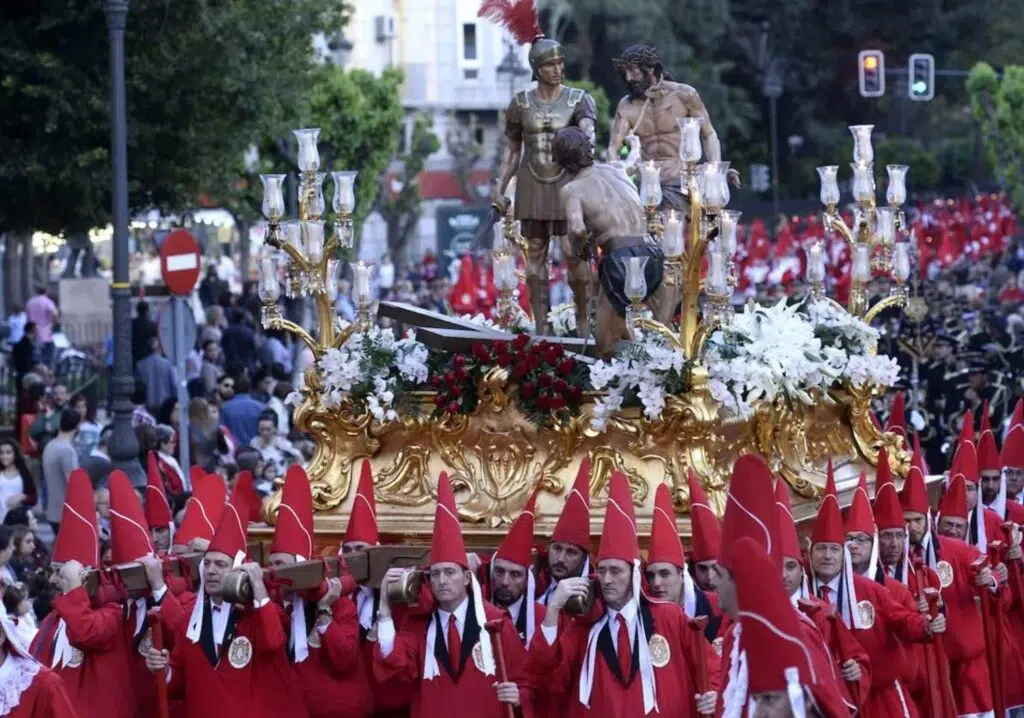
xmin=376 ymin=112 xmax=441 ymax=258
xmin=565 ymin=80 xmax=612 ymax=148
xmin=874 ymin=137 xmax=941 ymax=191
xmin=0 ymin=0 xmax=348 ymax=235
xmin=967 ymin=62 xmax=1024 ymax=210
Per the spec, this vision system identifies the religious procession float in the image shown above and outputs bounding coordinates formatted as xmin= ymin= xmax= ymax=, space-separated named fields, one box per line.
xmin=253 ymin=6 xmax=924 ymax=545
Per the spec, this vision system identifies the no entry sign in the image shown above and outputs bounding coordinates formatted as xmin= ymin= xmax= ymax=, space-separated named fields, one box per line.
xmin=159 ymin=229 xmax=201 ymax=296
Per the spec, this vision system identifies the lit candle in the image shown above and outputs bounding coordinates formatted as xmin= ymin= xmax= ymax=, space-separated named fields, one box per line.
xmin=850 ymin=163 xmax=875 ymax=204
xmin=662 ymin=210 xmax=684 ymax=257
xmin=353 ymin=262 xmax=372 ymax=304
xmin=875 ymin=207 xmax=896 ymax=245
xmin=707 ymin=247 xmax=728 ymax=294
xmin=677 ymin=117 xmax=704 ymax=163
xmin=294 ymin=128 xmax=322 ymax=172
xmin=807 ymin=243 xmax=826 ymax=282
xmin=701 ymin=163 xmax=725 ymax=209
xmin=893 ymin=243 xmax=911 ymax=282
xmin=816 ymin=166 xmax=840 ymax=206
xmin=719 ymin=210 xmax=741 ymax=257
xmin=640 ymin=161 xmax=663 ymax=208
xmin=302 ymin=220 xmax=325 ymax=263
xmin=849 ymin=124 xmax=875 ymax=166
xmin=886 ymin=165 xmax=908 ymax=207
xmin=625 ymin=256 xmax=648 ymax=301
xmin=331 ymin=171 xmax=358 ymax=214
xmin=260 ymin=174 xmax=287 ymax=221
xmin=259 ymin=255 xmax=280 ymax=301
xmin=852 ymin=244 xmax=871 ymax=282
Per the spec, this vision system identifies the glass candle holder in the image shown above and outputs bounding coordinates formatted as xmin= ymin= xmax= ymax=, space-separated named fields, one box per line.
xmin=353 ymin=262 xmax=373 ymax=305
xmin=260 ymin=174 xmax=287 ymax=222
xmin=493 ymin=254 xmax=517 ymax=291
xmin=678 ymin=117 xmax=704 ymax=163
xmin=701 ymin=163 xmax=725 ymax=209
xmin=625 ymin=256 xmax=648 ymax=302
xmin=850 ymin=163 xmax=875 ymax=204
xmin=302 ymin=220 xmax=325 ymax=264
xmin=886 ymin=165 xmax=909 ymax=207
xmin=893 ymin=243 xmax=911 ymax=282
xmin=717 ymin=161 xmax=731 ymax=208
xmin=807 ymin=243 xmax=826 ymax=283
xmin=707 ymin=247 xmax=729 ymax=295
xmin=326 ymin=259 xmax=340 ymax=301
xmin=875 ymin=207 xmax=896 ymax=246
xmin=639 ymin=161 xmax=663 ymax=207
xmin=662 ymin=210 xmax=684 ymax=257
xmin=852 ymin=244 xmax=871 ymax=282
xmin=299 ymin=172 xmax=326 ymax=218
xmin=281 ymin=220 xmax=303 ymax=253
xmin=331 ymin=171 xmax=358 ymax=214
xmin=816 ymin=166 xmax=840 ymax=206
xmin=849 ymin=125 xmax=875 ymax=166
xmin=719 ymin=210 xmax=742 ymax=258
xmin=294 ymin=128 xmax=322 ymax=172
xmin=258 ymin=255 xmax=281 ymax=302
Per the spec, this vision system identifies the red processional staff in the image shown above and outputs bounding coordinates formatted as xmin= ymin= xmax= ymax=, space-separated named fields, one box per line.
xmin=911 ymin=555 xmax=957 ymax=717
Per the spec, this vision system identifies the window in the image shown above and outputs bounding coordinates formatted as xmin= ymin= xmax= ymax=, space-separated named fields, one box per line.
xmin=462 ymin=23 xmax=478 ymax=61
xmin=463 ymin=68 xmax=479 ymax=80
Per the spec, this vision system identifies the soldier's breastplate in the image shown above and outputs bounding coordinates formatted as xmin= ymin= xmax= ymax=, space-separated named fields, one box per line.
xmin=519 ymin=89 xmax=581 ymax=184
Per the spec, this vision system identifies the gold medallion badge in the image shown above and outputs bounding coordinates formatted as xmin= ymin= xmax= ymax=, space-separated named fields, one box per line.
xmin=307 ymin=628 xmax=321 ymax=649
xmin=712 ymin=637 xmax=724 ymax=657
xmin=648 ymin=633 xmax=671 ymax=668
xmin=138 ymin=629 xmax=153 ymax=656
xmin=67 ymin=646 xmax=85 ymax=668
xmin=472 ymin=641 xmax=486 ymax=673
xmin=937 ymin=560 xmax=954 ymax=589
xmin=857 ymin=600 xmax=875 ymax=629
xmin=228 ymin=636 xmax=253 ymax=669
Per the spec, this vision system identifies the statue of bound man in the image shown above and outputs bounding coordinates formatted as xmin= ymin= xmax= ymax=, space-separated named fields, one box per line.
xmin=607 ymin=44 xmax=740 ymax=211
xmin=481 ymin=0 xmax=597 ymax=338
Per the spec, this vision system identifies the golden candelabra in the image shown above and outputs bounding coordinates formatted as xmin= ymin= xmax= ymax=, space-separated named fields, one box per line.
xmin=816 ymin=125 xmax=911 ymax=322
xmin=258 ymin=128 xmax=371 ymax=356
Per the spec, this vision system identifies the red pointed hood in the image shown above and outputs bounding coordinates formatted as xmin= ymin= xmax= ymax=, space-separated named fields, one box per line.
xmin=234 ymin=470 xmax=263 ymax=523
xmin=52 ymin=469 xmax=100 ymax=567
xmin=873 ymin=448 xmax=904 ymax=530
xmin=343 ymin=460 xmax=379 ymax=546
xmin=270 ymin=465 xmax=316 ymax=559
xmin=175 ymin=474 xmax=227 ymax=547
xmin=551 ymin=458 xmax=591 ymax=550
xmin=913 ymin=433 xmax=930 ymax=475
xmin=190 ymin=465 xmax=206 ymax=492
xmin=845 ymin=472 xmax=875 ymax=536
xmin=774 ymin=479 xmax=801 ymax=560
xmin=145 ymin=452 xmax=175 ymax=530
xmin=1003 ymin=424 xmax=1024 ymax=469
xmin=901 ymin=443 xmax=931 ymax=515
xmin=597 ymin=472 xmax=640 ymax=564
xmin=207 ymin=474 xmax=252 ymax=562
xmin=686 ymin=468 xmax=721 ymax=562
xmin=1010 ymin=398 xmax=1024 ymax=432
xmin=494 ymin=486 xmax=538 ymax=568
xmin=939 ymin=475 xmax=969 ymax=520
xmin=887 ymin=392 xmax=907 ymax=437
xmin=718 ymin=455 xmax=781 ymax=571
xmin=734 ymin=538 xmax=816 ymax=695
xmin=109 ymin=469 xmax=155 ymax=564
xmin=811 ymin=460 xmax=844 ymax=545
xmin=429 ymin=473 xmax=468 ymax=568
xmin=979 ymin=427 xmax=999 ymax=474
xmin=950 ymin=430 xmax=980 ymax=485
xmin=648 ymin=483 xmax=685 ymax=567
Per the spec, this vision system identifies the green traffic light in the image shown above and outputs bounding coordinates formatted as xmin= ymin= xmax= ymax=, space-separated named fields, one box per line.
xmin=912 ymin=80 xmax=928 ymax=95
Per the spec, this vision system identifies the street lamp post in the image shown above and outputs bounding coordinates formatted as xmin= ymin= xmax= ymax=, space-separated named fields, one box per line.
xmin=105 ymin=0 xmax=143 ymax=484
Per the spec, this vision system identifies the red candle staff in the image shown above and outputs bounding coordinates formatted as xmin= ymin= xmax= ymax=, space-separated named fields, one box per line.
xmin=911 ymin=556 xmax=956 ymax=717
xmin=484 ymin=620 xmax=516 ymax=718
xmin=147 ymin=609 xmax=170 ymax=718
xmin=986 ymin=542 xmax=1007 ymax=718
xmin=687 ymin=616 xmax=710 ymax=694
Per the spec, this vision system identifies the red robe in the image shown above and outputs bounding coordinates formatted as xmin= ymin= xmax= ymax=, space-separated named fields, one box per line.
xmin=528 ymin=598 xmax=720 ymax=717
xmin=847 ymin=573 xmax=929 ymax=717
xmin=715 ymin=612 xmax=849 ymax=718
xmin=0 ymin=656 xmax=79 ymax=718
xmin=796 ymin=596 xmax=870 ymax=712
xmin=166 ymin=600 xmax=288 ymax=718
xmin=30 ymin=587 xmax=135 ymax=718
xmin=286 ymin=596 xmax=373 ymax=718
xmin=374 ymin=600 xmax=532 ymax=718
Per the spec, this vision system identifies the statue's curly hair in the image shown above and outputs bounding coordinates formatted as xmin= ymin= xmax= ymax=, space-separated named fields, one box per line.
xmin=612 ymin=44 xmax=671 ymax=81
xmin=552 ymin=127 xmax=595 ymax=174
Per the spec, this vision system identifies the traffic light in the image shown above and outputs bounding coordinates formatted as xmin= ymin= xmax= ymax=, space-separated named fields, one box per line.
xmin=908 ymin=53 xmax=935 ymax=101
xmin=858 ymin=50 xmax=885 ymax=97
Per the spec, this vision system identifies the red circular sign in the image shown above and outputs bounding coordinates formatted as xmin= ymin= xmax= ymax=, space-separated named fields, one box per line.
xmin=159 ymin=229 xmax=201 ymax=296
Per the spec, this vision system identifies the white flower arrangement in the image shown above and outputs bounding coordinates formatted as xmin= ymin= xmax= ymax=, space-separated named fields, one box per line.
xmin=588 ymin=332 xmax=689 ymax=432
xmin=459 ymin=307 xmax=535 ymax=334
xmin=289 ymin=324 xmax=429 ymax=423
xmin=548 ymin=303 xmax=577 ymax=337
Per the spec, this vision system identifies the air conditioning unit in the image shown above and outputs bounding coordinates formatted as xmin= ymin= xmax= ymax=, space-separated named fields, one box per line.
xmin=374 ymin=15 xmax=395 ymax=42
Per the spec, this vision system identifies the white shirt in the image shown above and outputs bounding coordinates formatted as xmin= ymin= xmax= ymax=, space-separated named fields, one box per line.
xmin=505 ymin=595 xmax=524 ymax=626
xmin=0 ymin=471 xmax=25 ymax=523
xmin=817 ymin=575 xmax=841 ymax=606
xmin=538 ymin=581 xmax=557 ymax=606
xmin=603 ymin=601 xmax=638 ymax=654
xmin=437 ymin=597 xmax=469 ymax=651
xmin=210 ymin=600 xmax=230 ymax=654
xmin=355 ymin=586 xmax=374 ymax=631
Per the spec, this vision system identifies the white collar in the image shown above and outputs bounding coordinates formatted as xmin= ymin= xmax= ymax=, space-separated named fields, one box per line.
xmin=605 ymin=599 xmax=638 ymax=626
xmin=0 ymin=653 xmax=41 ymax=715
xmin=437 ymin=596 xmax=469 ymax=628
xmin=505 ymin=595 xmax=524 ymax=624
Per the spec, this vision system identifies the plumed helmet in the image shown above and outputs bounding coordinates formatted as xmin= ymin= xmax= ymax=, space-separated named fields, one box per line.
xmin=528 ymin=37 xmax=564 ymax=72
xmin=478 ymin=0 xmax=562 ymax=72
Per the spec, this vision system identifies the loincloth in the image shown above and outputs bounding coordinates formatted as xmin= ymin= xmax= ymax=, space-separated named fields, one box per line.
xmin=598 ymin=237 xmax=665 ymax=318
xmin=659 ymin=180 xmax=685 ymax=212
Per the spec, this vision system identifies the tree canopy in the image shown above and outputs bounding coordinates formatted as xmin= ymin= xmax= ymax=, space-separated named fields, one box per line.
xmin=967 ymin=62 xmax=1024 ymax=210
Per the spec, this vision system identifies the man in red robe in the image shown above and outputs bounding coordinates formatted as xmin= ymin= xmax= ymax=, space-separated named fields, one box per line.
xmin=775 ymin=475 xmax=868 ymax=713
xmin=374 ymin=472 xmax=528 ymax=718
xmin=685 ymin=469 xmax=722 ymax=594
xmin=645 ymin=483 xmax=721 ymax=643
xmin=809 ymin=463 xmax=942 ymax=717
xmin=339 ymin=460 xmax=417 ymax=717
xmin=29 ymin=469 xmax=135 ymax=718
xmin=169 ymin=470 xmax=227 ymax=557
xmin=528 ymin=471 xmax=719 ymax=716
xmin=0 ymin=616 xmax=78 ymax=718
xmin=487 ymin=487 xmax=545 ymax=648
xmin=537 ymin=459 xmax=592 ymax=605
xmin=950 ymin=410 xmax=1004 ymax=551
xmin=143 ymin=473 xmax=290 ymax=718
xmin=713 ymin=455 xmax=850 ymax=718
xmin=902 ymin=464 xmax=997 ymax=718
xmin=980 ymin=414 xmax=1024 ymax=523
xmin=146 ymin=452 xmax=178 ymax=554
xmin=268 ymin=465 xmax=369 ymax=718
xmin=1004 ymin=412 xmax=1024 ymax=503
